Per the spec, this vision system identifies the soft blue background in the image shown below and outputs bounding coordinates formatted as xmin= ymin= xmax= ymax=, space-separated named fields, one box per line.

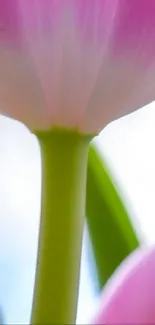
xmin=0 ymin=102 xmax=155 ymax=323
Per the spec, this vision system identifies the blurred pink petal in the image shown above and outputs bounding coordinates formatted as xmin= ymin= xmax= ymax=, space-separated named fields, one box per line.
xmin=92 ymin=246 xmax=155 ymax=324
xmin=0 ymin=1 xmax=155 ymax=132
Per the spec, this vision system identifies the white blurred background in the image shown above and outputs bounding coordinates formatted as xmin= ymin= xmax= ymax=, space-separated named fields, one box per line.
xmin=0 ymin=103 xmax=155 ymax=323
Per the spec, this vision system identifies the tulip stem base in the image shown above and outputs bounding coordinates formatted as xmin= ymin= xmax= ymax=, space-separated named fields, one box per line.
xmin=31 ymin=129 xmax=91 ymax=325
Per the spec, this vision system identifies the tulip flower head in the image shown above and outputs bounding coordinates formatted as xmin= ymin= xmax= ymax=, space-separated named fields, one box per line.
xmin=0 ymin=0 xmax=155 ymax=133
xmin=92 ymin=246 xmax=155 ymax=324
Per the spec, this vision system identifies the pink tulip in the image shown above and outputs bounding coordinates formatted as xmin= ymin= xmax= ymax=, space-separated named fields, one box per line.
xmin=92 ymin=246 xmax=155 ymax=324
xmin=0 ymin=1 xmax=155 ymax=133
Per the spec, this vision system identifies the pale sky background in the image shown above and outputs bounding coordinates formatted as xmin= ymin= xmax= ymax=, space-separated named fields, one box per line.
xmin=0 ymin=103 xmax=155 ymax=323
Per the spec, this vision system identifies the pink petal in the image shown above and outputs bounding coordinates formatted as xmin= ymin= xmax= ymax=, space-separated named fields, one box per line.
xmin=92 ymin=247 xmax=155 ymax=324
xmin=0 ymin=1 xmax=155 ymax=132
xmin=0 ymin=0 xmax=64 ymax=48
xmin=76 ymin=0 xmax=155 ymax=61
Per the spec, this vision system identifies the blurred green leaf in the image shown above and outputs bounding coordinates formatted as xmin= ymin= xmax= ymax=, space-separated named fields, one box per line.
xmin=86 ymin=143 xmax=140 ymax=291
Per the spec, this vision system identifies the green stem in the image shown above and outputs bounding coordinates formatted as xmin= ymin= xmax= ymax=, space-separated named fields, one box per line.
xmin=31 ymin=129 xmax=91 ymax=325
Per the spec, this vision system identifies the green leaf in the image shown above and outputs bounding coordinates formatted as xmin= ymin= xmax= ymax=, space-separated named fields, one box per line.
xmin=86 ymin=143 xmax=140 ymax=291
